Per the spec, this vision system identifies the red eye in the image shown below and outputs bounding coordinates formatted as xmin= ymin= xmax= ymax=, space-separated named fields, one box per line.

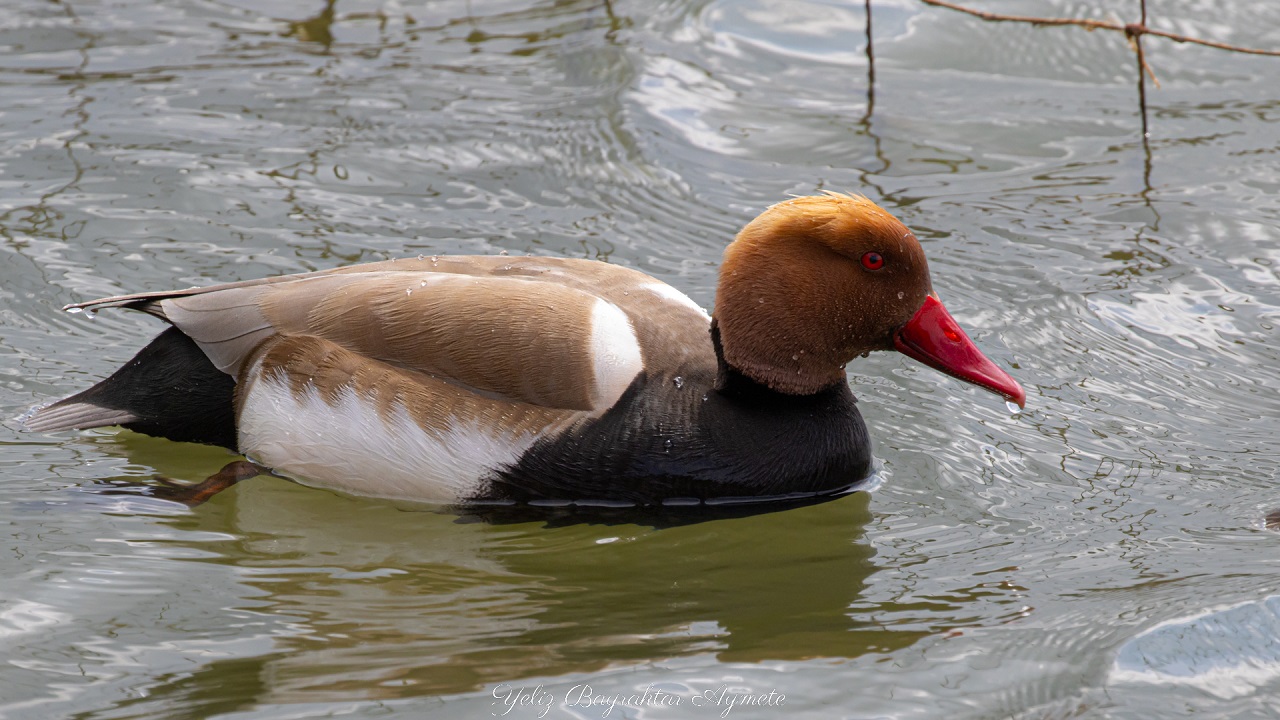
xmin=861 ymin=251 xmax=885 ymax=270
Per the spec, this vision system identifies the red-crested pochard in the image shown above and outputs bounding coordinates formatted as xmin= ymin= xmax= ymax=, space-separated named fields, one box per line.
xmin=25 ymin=194 xmax=1024 ymax=507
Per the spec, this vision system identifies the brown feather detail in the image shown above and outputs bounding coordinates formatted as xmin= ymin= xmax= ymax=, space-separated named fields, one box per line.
xmin=324 ymin=256 xmax=714 ymax=376
xmin=259 ymin=273 xmax=606 ymax=410
xmin=714 ymin=194 xmax=933 ymax=395
xmin=64 ymin=255 xmax=716 ymax=408
xmin=160 ymin=288 xmax=275 ymax=375
xmin=235 ymin=334 xmax=576 ymax=441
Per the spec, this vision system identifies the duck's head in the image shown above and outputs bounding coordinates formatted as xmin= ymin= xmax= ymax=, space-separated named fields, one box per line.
xmin=714 ymin=193 xmax=1025 ymax=407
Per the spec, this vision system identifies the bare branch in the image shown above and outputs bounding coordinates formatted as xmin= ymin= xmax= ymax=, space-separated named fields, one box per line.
xmin=919 ymin=0 xmax=1280 ymax=57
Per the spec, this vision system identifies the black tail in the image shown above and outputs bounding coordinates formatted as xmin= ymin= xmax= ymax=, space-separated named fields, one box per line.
xmin=24 ymin=327 xmax=238 ymax=450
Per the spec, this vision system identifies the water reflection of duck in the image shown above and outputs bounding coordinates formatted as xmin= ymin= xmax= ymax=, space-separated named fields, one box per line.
xmin=95 ymin=482 xmax=906 ymax=707
xmin=27 ymin=194 xmax=1023 ymax=507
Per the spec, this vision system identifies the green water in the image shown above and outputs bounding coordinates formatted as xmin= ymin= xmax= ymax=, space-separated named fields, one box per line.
xmin=3 ymin=0 xmax=1280 ymax=718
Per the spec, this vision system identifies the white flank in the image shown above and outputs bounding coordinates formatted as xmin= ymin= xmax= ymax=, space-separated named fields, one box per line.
xmin=642 ymin=282 xmax=711 ymax=320
xmin=588 ymin=298 xmax=644 ymax=408
xmin=237 ymin=373 xmax=540 ymax=503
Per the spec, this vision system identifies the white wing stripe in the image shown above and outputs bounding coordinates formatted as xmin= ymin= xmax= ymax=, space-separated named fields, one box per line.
xmin=588 ymin=299 xmax=644 ymax=409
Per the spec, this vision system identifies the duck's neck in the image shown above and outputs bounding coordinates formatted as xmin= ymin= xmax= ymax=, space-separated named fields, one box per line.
xmin=710 ymin=320 xmax=845 ymax=401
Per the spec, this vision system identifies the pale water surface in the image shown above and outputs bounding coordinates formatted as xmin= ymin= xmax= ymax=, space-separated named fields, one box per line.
xmin=2 ymin=0 xmax=1280 ymax=718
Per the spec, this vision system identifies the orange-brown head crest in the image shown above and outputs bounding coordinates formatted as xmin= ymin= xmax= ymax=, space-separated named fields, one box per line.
xmin=714 ymin=193 xmax=934 ymax=395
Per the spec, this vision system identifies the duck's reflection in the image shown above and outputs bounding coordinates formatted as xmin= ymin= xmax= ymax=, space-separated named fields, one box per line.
xmin=87 ymin=436 xmax=919 ymax=706
xmin=241 ymin=485 xmax=877 ymax=696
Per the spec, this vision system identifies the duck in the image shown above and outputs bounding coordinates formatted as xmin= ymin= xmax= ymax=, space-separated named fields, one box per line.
xmin=24 ymin=193 xmax=1024 ymax=508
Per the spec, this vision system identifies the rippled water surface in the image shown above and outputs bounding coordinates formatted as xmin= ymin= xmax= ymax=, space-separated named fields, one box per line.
xmin=3 ymin=0 xmax=1280 ymax=718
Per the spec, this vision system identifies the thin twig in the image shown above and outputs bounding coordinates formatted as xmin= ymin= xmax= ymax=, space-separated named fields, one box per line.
xmin=1133 ymin=1 xmax=1150 ymax=139
xmin=919 ymin=0 xmax=1280 ymax=57
xmin=920 ymin=0 xmax=1115 ymax=29
xmin=1142 ymin=26 xmax=1280 ymax=57
xmin=863 ymin=0 xmax=876 ymax=122
xmin=1135 ymin=0 xmax=1153 ymax=191
xmin=1127 ymin=31 xmax=1161 ymax=87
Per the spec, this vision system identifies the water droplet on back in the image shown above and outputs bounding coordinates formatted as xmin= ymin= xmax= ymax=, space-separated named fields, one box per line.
xmin=673 ymin=376 xmax=684 ymax=389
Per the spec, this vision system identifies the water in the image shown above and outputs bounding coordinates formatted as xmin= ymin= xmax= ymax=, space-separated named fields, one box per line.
xmin=2 ymin=0 xmax=1280 ymax=718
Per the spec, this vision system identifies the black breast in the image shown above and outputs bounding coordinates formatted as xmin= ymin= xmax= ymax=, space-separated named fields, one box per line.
xmin=480 ymin=368 xmax=872 ymax=506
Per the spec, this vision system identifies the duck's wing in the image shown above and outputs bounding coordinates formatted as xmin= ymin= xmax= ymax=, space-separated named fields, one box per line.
xmin=67 ymin=256 xmax=713 ymax=412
